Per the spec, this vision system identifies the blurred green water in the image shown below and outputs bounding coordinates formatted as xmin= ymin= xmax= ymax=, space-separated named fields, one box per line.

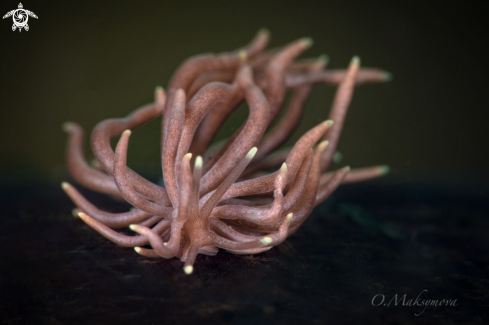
xmin=1 ymin=0 xmax=488 ymax=185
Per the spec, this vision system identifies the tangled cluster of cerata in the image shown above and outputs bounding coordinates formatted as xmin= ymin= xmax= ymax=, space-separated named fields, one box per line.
xmin=62 ymin=30 xmax=391 ymax=274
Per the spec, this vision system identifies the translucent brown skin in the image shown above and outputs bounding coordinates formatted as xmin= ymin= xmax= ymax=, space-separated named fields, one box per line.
xmin=251 ymin=53 xmax=327 ymax=163
xmin=62 ymin=30 xmax=391 ymax=274
xmin=90 ymin=89 xmax=169 ymax=204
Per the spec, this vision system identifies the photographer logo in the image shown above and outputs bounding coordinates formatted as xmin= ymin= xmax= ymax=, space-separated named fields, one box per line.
xmin=3 ymin=3 xmax=38 ymax=32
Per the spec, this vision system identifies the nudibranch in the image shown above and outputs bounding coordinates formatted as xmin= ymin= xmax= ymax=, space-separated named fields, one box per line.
xmin=62 ymin=29 xmax=391 ymax=274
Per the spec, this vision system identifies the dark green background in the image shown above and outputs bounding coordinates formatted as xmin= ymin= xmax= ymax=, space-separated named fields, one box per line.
xmin=1 ymin=0 xmax=488 ymax=187
xmin=1 ymin=2 xmax=489 ymax=324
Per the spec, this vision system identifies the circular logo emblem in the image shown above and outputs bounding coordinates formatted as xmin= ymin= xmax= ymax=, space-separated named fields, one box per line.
xmin=13 ymin=9 xmax=28 ymax=28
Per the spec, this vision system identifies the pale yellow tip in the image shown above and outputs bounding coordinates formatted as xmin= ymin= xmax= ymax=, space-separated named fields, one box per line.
xmin=78 ymin=212 xmax=87 ymax=219
xmin=123 ymin=130 xmax=132 ymax=136
xmin=286 ymin=213 xmax=293 ymax=221
xmin=238 ymin=50 xmax=247 ymax=61
xmin=318 ymin=140 xmax=329 ymax=151
xmin=280 ymin=163 xmax=287 ymax=173
xmin=61 ymin=182 xmax=69 ymax=190
xmin=155 ymin=86 xmax=164 ymax=94
xmin=379 ymin=165 xmax=390 ymax=175
xmin=184 ymin=153 xmax=192 ymax=160
xmin=195 ymin=156 xmax=203 ymax=169
xmin=155 ymin=86 xmax=165 ymax=103
xmin=325 ymin=120 xmax=334 ymax=128
xmin=351 ymin=56 xmax=360 ymax=66
xmin=246 ymin=147 xmax=258 ymax=159
xmin=383 ymin=72 xmax=393 ymax=81
xmin=184 ymin=265 xmax=193 ymax=275
xmin=258 ymin=28 xmax=270 ymax=37
xmin=260 ymin=236 xmax=273 ymax=245
xmin=317 ymin=54 xmax=329 ymax=64
xmin=301 ymin=37 xmax=314 ymax=48
xmin=134 ymin=247 xmax=142 ymax=253
xmin=61 ymin=122 xmax=72 ymax=133
xmin=345 ymin=166 xmax=351 ymax=171
xmin=72 ymin=208 xmax=80 ymax=218
xmin=129 ymin=224 xmax=137 ymax=231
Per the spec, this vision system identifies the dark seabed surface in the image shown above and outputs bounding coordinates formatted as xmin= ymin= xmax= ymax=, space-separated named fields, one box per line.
xmin=1 ymin=174 xmax=488 ymax=324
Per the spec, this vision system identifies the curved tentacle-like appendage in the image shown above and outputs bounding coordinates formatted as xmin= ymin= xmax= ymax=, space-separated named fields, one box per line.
xmin=62 ymin=31 xmax=391 ymax=274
